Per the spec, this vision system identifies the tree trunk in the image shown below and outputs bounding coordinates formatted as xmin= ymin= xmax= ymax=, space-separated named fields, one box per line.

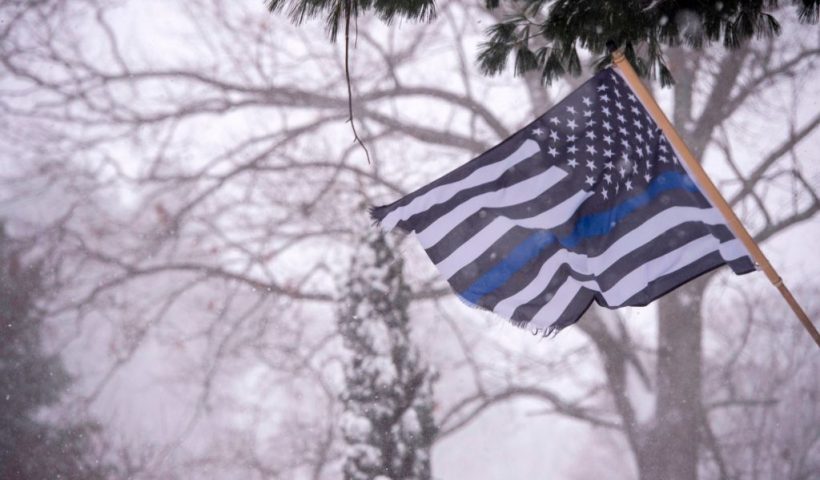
xmin=637 ymin=278 xmax=708 ymax=480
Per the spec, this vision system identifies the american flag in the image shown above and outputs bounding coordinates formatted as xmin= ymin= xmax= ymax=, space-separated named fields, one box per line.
xmin=371 ymin=67 xmax=755 ymax=333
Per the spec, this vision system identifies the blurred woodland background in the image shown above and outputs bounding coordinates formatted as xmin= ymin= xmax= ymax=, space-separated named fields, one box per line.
xmin=0 ymin=1 xmax=818 ymax=479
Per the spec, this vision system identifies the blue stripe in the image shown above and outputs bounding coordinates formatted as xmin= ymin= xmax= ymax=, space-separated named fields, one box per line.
xmin=459 ymin=171 xmax=699 ymax=304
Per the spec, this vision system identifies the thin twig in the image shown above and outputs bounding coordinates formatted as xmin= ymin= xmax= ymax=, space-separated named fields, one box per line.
xmin=344 ymin=0 xmax=371 ymax=164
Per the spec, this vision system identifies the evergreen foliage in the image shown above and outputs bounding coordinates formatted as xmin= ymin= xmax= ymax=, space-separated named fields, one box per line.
xmin=267 ymin=0 xmax=819 ymax=85
xmin=0 ymin=224 xmax=112 ymax=480
xmin=266 ymin=0 xmax=436 ymax=40
xmin=477 ymin=0 xmax=819 ymax=86
xmin=338 ymin=229 xmax=437 ymax=480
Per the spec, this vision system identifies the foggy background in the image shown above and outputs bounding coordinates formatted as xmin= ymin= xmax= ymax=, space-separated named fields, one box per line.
xmin=1 ymin=0 xmax=818 ymax=478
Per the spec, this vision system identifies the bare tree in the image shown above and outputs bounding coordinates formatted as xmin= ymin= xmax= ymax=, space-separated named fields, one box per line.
xmin=0 ymin=1 xmax=817 ymax=479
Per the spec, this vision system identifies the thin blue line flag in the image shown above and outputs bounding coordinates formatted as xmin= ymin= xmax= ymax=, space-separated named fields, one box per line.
xmin=371 ymin=67 xmax=755 ymax=334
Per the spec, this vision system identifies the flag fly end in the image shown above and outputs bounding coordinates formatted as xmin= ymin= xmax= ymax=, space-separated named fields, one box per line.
xmin=369 ymin=204 xmax=391 ymax=228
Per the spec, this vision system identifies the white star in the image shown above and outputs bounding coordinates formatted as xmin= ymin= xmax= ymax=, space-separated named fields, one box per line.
xmin=604 ymin=161 xmax=614 ymax=170
xmin=617 ymin=113 xmax=627 ymax=123
xmin=619 ymin=167 xmax=627 ymax=177
xmin=660 ymin=155 xmax=669 ymax=163
xmin=603 ymin=148 xmax=614 ymax=158
xmin=567 ymin=133 xmax=577 ymax=142
xmin=567 ymin=158 xmax=578 ymax=168
xmin=585 ymin=130 xmax=597 ymax=140
xmin=613 ymin=88 xmax=622 ymax=98
xmin=632 ymin=163 xmax=639 ymax=173
xmin=532 ymin=127 xmax=545 ymax=136
xmin=603 ymin=135 xmax=613 ymax=145
xmin=625 ymin=179 xmax=633 ymax=191
xmin=636 ymin=148 xmax=645 ymax=158
xmin=604 ymin=173 xmax=613 ymax=184
xmin=628 ymin=93 xmax=637 ymax=102
xmin=585 ymin=175 xmax=595 ymax=186
xmin=582 ymin=96 xmax=592 ymax=106
xmin=635 ymin=132 xmax=645 ymax=143
xmin=597 ymin=84 xmax=608 ymax=92
xmin=549 ymin=117 xmax=561 ymax=125
xmin=601 ymin=189 xmax=609 ymax=199
xmin=630 ymin=106 xmax=641 ymax=115
xmin=566 ymin=106 xmax=577 ymax=115
xmin=602 ymin=121 xmax=613 ymax=131
xmin=615 ymin=183 xmax=620 ymax=193
xmin=585 ymin=119 xmax=597 ymax=128
xmin=548 ymin=146 xmax=559 ymax=156
xmin=615 ymin=101 xmax=624 ymax=110
xmin=584 ymin=110 xmax=593 ymax=118
xmin=633 ymin=119 xmax=643 ymax=129
xmin=621 ymin=139 xmax=630 ymax=150
xmin=618 ymin=126 xmax=628 ymax=136
xmin=585 ymin=145 xmax=598 ymax=155
xmin=549 ymin=130 xmax=560 ymax=141
xmin=567 ymin=145 xmax=578 ymax=154
xmin=659 ymin=143 xmax=668 ymax=152
xmin=600 ymin=94 xmax=611 ymax=103
xmin=586 ymin=159 xmax=596 ymax=170
xmin=567 ymin=119 xmax=578 ymax=130
xmin=644 ymin=173 xmax=652 ymax=183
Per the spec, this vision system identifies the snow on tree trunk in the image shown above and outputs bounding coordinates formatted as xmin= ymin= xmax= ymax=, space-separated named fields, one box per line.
xmin=338 ymin=229 xmax=437 ymax=480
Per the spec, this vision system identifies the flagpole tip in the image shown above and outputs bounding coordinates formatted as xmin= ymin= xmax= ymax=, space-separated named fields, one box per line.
xmin=605 ymin=40 xmax=626 ymax=65
xmin=610 ymin=49 xmax=626 ymax=65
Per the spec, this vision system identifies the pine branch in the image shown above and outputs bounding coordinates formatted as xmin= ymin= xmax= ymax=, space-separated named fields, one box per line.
xmin=268 ymin=1 xmax=818 ymax=89
xmin=475 ymin=0 xmax=818 ymax=86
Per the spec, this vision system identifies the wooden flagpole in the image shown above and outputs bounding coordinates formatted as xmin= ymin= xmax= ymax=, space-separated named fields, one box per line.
xmin=611 ymin=50 xmax=820 ymax=348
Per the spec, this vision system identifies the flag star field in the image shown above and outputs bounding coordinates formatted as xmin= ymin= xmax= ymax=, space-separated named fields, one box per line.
xmin=371 ymin=67 xmax=755 ymax=333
